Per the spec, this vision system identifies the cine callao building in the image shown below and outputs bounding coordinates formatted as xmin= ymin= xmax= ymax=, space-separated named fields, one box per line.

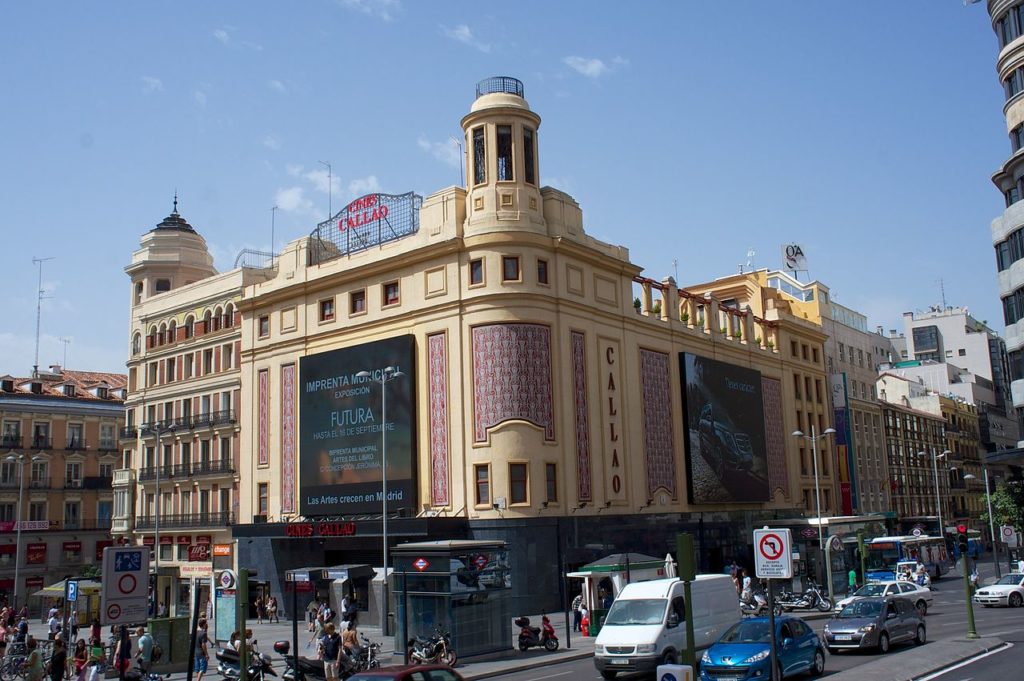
xmin=124 ymin=78 xmax=833 ymax=619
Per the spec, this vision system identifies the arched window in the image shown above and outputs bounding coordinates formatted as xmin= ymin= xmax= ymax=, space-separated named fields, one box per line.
xmin=224 ymin=303 xmax=235 ymax=328
xmin=184 ymin=315 xmax=195 ymax=339
xmin=134 ymin=281 xmax=144 ymax=305
xmin=132 ymin=333 xmax=141 ymax=355
xmin=203 ymin=310 xmax=213 ymax=334
xmin=168 ymin=321 xmax=177 ymax=344
xmin=212 ymin=307 xmax=223 ymax=332
xmin=158 ymin=323 xmax=167 ymax=346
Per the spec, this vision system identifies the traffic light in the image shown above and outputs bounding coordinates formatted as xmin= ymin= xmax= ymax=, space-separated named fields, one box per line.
xmin=957 ymin=524 xmax=969 ymax=556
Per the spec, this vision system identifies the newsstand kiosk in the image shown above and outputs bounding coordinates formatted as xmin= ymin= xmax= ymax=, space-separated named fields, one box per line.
xmin=392 ymin=539 xmax=511 ymax=658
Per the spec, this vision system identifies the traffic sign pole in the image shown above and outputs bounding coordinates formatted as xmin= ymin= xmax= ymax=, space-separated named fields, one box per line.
xmin=768 ymin=578 xmax=778 ymax=681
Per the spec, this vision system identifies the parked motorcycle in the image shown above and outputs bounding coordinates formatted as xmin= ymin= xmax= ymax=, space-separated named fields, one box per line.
xmin=407 ymin=626 xmax=457 ymax=667
xmin=276 ymin=636 xmax=379 ymax=681
xmin=515 ymin=615 xmax=559 ymax=652
xmin=739 ymin=588 xmax=783 ymax=617
xmin=216 ymin=641 xmax=262 ymax=680
xmin=776 ymin=581 xmax=833 ymax=612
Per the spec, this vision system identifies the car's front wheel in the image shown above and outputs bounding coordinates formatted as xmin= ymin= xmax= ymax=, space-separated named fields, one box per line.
xmin=914 ymin=624 xmax=926 ymax=645
xmin=878 ymin=632 xmax=890 ymax=654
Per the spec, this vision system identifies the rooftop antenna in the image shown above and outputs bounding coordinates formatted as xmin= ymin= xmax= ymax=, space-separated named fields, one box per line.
xmin=59 ymin=337 xmax=71 ymax=369
xmin=270 ymin=205 xmax=278 ymax=254
xmin=318 ymin=160 xmax=332 ymax=219
xmin=32 ymin=256 xmax=55 ymax=378
xmin=938 ymin=278 xmax=947 ymax=310
xmin=746 ymin=248 xmax=756 ymax=271
xmin=672 ymin=258 xmax=678 ymax=282
xmin=449 ymin=135 xmax=465 ymax=187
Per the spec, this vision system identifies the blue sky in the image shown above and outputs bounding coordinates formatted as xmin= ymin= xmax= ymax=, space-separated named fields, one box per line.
xmin=0 ymin=1 xmax=1008 ymax=376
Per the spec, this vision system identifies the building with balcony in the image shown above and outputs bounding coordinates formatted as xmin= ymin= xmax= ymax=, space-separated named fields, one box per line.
xmin=986 ymin=1 xmax=1024 ymax=440
xmin=114 ymin=199 xmax=266 ymax=615
xmin=0 ymin=366 xmax=125 ymax=608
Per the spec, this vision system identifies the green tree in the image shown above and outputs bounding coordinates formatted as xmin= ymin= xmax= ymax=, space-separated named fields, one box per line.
xmin=80 ymin=564 xmax=101 ymax=579
xmin=980 ymin=483 xmax=1024 ymax=530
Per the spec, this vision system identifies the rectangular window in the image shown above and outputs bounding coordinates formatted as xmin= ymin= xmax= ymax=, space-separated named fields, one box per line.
xmin=319 ymin=298 xmax=335 ymax=322
xmin=223 ymin=343 xmax=233 ymax=370
xmin=184 ymin=353 xmax=194 ymax=378
xmin=496 ymin=125 xmax=513 ymax=181
xmin=383 ymin=281 xmax=400 ymax=306
xmin=203 ymin=349 xmax=214 ymax=374
xmin=258 ymin=482 xmax=269 ymax=515
xmin=65 ymin=462 xmax=82 ymax=487
xmin=839 ymin=343 xmax=845 ymax=362
xmin=502 ymin=256 xmax=520 ymax=282
xmin=0 ymin=503 xmax=13 ymax=522
xmin=177 ymin=544 xmax=189 ymax=561
xmin=545 ymin=463 xmax=557 ymax=503
xmin=29 ymin=502 xmax=46 ymax=521
xmin=99 ymin=423 xmax=116 ymax=450
xmin=67 ymin=423 xmax=84 ymax=449
xmin=469 ymin=258 xmax=484 ymax=286
xmin=258 ymin=315 xmax=270 ymax=338
xmin=64 ymin=501 xmax=80 ymax=528
xmin=472 ymin=127 xmax=486 ymax=185
xmin=537 ymin=259 xmax=548 ymax=285
xmin=350 ymin=289 xmax=366 ymax=315
xmin=30 ymin=462 xmax=47 ymax=486
xmin=166 ymin=357 xmax=176 ymax=383
xmin=474 ymin=464 xmax=490 ymax=506
xmin=509 ymin=463 xmax=528 ymax=504
xmin=220 ymin=437 xmax=231 ymax=462
xmin=523 ymin=128 xmax=536 ymax=185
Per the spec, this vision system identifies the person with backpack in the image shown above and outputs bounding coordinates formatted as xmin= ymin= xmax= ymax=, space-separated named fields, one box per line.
xmin=319 ymin=623 xmax=342 ymax=681
xmin=135 ymin=627 xmax=155 ymax=674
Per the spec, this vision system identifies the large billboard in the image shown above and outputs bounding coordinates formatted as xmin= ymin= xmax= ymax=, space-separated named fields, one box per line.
xmin=299 ymin=336 xmax=417 ymax=516
xmin=680 ymin=353 xmax=770 ymax=504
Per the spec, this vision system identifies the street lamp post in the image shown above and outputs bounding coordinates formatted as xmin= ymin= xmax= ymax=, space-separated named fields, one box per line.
xmin=5 ymin=453 xmax=42 ymax=610
xmin=965 ymin=470 xmax=1001 ymax=579
xmin=792 ymin=425 xmax=836 ymax=596
xmin=916 ymin=449 xmax=951 ymax=540
xmin=356 ymin=366 xmax=404 ymax=636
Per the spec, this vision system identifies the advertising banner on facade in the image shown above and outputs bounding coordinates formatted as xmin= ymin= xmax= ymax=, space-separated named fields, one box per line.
xmin=299 ymin=336 xmax=417 ymax=516
xmin=680 ymin=353 xmax=770 ymax=503
xmin=830 ymin=373 xmax=856 ymax=515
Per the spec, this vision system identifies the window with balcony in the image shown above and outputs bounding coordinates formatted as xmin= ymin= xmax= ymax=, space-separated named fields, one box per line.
xmin=2 ymin=421 xmax=20 ymax=448
xmin=65 ymin=462 xmax=82 ymax=488
xmin=99 ymin=463 xmax=113 ymax=478
xmin=0 ymin=463 xmax=15 ymax=487
xmin=28 ymin=502 xmax=46 ymax=521
xmin=220 ymin=437 xmax=231 ymax=462
xmin=99 ymin=424 xmax=116 ymax=450
xmin=0 ymin=504 xmax=14 ymax=522
xmin=30 ymin=461 xmax=47 ymax=487
xmin=32 ymin=422 xmax=50 ymax=449
xmin=64 ymin=501 xmax=80 ymax=528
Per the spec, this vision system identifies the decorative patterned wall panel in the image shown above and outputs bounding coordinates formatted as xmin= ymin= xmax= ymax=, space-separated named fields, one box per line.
xmin=571 ymin=332 xmax=592 ymax=502
xmin=258 ymin=368 xmax=269 ymax=466
xmin=640 ymin=349 xmax=676 ymax=498
xmin=428 ymin=333 xmax=450 ymax=506
xmin=472 ymin=324 xmax=554 ymax=442
xmin=763 ymin=376 xmax=789 ymax=498
xmin=280 ymin=364 xmax=296 ymax=513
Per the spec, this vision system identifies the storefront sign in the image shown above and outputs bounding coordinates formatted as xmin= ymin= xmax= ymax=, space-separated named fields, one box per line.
xmin=0 ymin=520 xmax=52 ymax=532
xmin=213 ymin=544 xmax=233 ymax=557
xmin=196 ymin=535 xmax=212 ymax=544
xmin=26 ymin=543 xmax=47 ymax=565
xmin=180 ymin=564 xmax=213 ymax=577
xmin=25 ymin=576 xmax=44 ymax=588
xmin=62 ymin=541 xmax=82 ymax=551
xmin=600 ymin=341 xmax=625 ymax=498
xmin=285 ymin=521 xmax=358 ymax=538
xmin=177 ymin=535 xmax=192 ymax=545
xmin=142 ymin=537 xmax=155 ymax=546
xmin=298 ymin=336 xmax=417 ymax=516
xmin=188 ymin=545 xmax=210 ymax=561
xmin=95 ymin=540 xmax=112 ymax=561
xmin=159 ymin=536 xmax=173 ymax=545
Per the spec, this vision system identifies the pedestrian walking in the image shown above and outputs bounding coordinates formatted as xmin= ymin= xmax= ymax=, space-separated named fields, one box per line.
xmin=571 ymin=594 xmax=583 ymax=632
xmin=319 ymin=623 xmax=342 ymax=681
xmin=194 ymin=619 xmax=209 ymax=681
xmin=268 ymin=596 xmax=279 ymax=624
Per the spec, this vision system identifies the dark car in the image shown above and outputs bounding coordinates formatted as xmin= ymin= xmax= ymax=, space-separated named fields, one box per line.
xmin=700 ymin=615 xmax=825 ymax=680
xmin=346 ymin=665 xmax=463 ymax=681
xmin=697 ymin=403 xmax=754 ymax=476
xmin=823 ymin=596 xmax=925 ymax=654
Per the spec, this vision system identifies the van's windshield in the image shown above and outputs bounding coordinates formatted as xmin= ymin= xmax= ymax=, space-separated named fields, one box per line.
xmin=603 ymin=598 xmax=666 ymax=626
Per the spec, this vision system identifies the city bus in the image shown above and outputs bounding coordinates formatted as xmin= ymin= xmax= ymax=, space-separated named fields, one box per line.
xmin=865 ymin=535 xmax=951 ymax=582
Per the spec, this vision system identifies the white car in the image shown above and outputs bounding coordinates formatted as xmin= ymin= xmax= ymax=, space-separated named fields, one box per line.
xmin=833 ymin=581 xmax=933 ymax=616
xmin=973 ymin=573 xmax=1024 ymax=607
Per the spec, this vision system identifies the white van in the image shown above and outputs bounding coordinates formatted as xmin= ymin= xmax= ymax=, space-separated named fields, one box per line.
xmin=593 ymin=575 xmax=739 ymax=679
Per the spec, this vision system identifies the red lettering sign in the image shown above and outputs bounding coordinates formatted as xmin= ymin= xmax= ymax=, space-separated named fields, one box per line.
xmin=188 ymin=545 xmax=210 ymax=562
xmin=195 ymin=535 xmax=212 ymax=544
xmin=142 ymin=537 xmax=156 ymax=546
xmin=317 ymin=522 xmax=356 ymax=537
xmin=62 ymin=541 xmax=82 ymax=552
xmin=338 ymin=194 xmax=389 ymax=232
xmin=26 ymin=543 xmax=47 ymax=565
xmin=286 ymin=524 xmax=314 ymax=538
xmin=95 ymin=540 xmax=112 ymax=561
xmin=177 ymin=535 xmax=192 ymax=545
xmin=160 ymin=535 xmax=173 ymax=545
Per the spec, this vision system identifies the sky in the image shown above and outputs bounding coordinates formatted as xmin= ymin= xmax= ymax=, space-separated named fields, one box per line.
xmin=0 ymin=1 xmax=1010 ymax=376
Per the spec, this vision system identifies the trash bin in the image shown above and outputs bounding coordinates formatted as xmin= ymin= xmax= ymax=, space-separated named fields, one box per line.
xmin=590 ymin=609 xmax=608 ymax=637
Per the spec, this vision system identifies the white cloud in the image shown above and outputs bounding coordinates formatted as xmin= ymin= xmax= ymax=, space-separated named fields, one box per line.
xmin=213 ymin=28 xmax=230 ymax=45
xmin=417 ymin=135 xmax=461 ymax=168
xmin=286 ymin=164 xmax=304 ymax=178
xmin=274 ymin=186 xmax=313 ymax=214
xmin=563 ymin=56 xmax=609 ymax=79
xmin=194 ymin=90 xmax=208 ymax=107
xmin=304 ymin=167 xmax=340 ymax=196
xmin=348 ymin=175 xmax=382 ymax=197
xmin=213 ymin=26 xmax=262 ymax=50
xmin=141 ymin=76 xmax=163 ymax=93
xmin=441 ymin=24 xmax=490 ymax=53
xmin=268 ymin=80 xmax=287 ymax=94
xmin=338 ymin=0 xmax=400 ymax=22
xmin=262 ymin=134 xmax=281 ymax=151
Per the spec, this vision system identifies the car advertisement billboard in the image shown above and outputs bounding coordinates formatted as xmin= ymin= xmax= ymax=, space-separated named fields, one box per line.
xmin=299 ymin=336 xmax=417 ymax=516
xmin=680 ymin=353 xmax=770 ymax=504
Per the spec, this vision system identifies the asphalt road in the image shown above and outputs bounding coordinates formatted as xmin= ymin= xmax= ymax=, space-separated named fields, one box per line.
xmin=491 ymin=559 xmax=1024 ymax=680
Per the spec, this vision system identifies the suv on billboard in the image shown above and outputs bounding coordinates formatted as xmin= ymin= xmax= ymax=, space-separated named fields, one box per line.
xmin=697 ymin=403 xmax=754 ymax=477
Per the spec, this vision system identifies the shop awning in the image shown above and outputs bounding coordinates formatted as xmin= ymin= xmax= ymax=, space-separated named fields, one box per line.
xmin=31 ymin=578 xmax=102 ymax=598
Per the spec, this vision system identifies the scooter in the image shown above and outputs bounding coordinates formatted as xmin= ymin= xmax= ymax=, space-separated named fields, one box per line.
xmin=740 ymin=589 xmax=782 ymax=617
xmin=515 ymin=615 xmax=559 ymax=652
xmin=776 ymin=581 xmax=833 ymax=612
xmin=216 ymin=641 xmax=261 ymax=680
xmin=275 ymin=641 xmax=325 ymax=681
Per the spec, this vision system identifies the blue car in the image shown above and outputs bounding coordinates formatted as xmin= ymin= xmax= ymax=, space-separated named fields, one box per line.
xmin=700 ymin=616 xmax=825 ymax=680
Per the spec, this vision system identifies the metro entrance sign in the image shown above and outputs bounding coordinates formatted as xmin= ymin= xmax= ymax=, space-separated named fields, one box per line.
xmin=754 ymin=528 xmax=793 ymax=579
xmin=100 ymin=547 xmax=150 ymax=626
